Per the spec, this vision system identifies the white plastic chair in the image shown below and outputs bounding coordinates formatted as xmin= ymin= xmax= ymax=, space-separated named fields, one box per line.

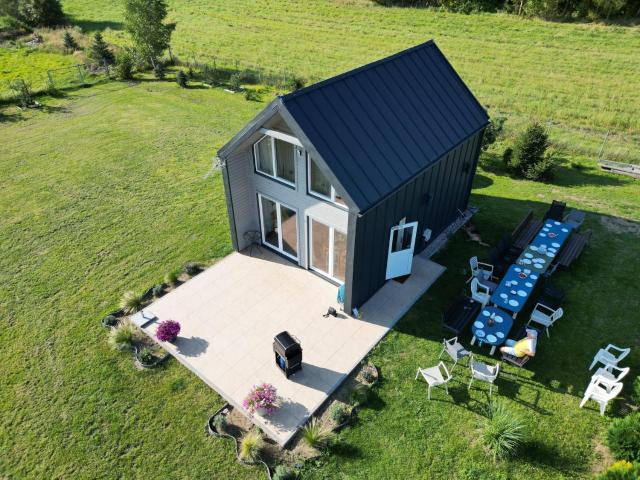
xmin=590 ymin=344 xmax=631 ymax=370
xmin=471 ymin=278 xmax=491 ymax=307
xmin=439 ymin=337 xmax=471 ymax=371
xmin=579 ymin=379 xmax=623 ymax=416
xmin=467 ymin=256 xmax=494 ymax=283
xmin=527 ymin=303 xmax=563 ymax=337
xmin=591 ymin=365 xmax=630 ymax=389
xmin=415 ymin=362 xmax=452 ymax=400
xmin=468 ymin=355 xmax=500 ymax=395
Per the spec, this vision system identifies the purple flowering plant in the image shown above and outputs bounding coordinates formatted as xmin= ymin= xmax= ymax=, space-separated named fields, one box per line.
xmin=156 ymin=320 xmax=181 ymax=342
xmin=243 ymin=383 xmax=279 ymax=415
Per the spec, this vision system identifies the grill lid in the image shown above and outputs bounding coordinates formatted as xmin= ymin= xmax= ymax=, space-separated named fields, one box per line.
xmin=274 ymin=331 xmax=301 ymax=356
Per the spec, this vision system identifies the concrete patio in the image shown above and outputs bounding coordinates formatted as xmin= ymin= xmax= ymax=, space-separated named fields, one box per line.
xmin=141 ymin=247 xmax=445 ymax=446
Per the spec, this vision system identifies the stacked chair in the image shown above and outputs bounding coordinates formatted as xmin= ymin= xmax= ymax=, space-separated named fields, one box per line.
xmin=580 ymin=344 xmax=631 ymax=415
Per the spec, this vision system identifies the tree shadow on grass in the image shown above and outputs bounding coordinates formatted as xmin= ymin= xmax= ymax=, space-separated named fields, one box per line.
xmin=328 ymin=440 xmax=362 ymax=459
xmin=479 ymin=151 xmax=625 ymax=187
xmin=0 ymin=110 xmax=22 ymax=123
xmin=68 ymin=18 xmax=124 ymax=33
xmin=519 ymin=439 xmax=591 ymax=477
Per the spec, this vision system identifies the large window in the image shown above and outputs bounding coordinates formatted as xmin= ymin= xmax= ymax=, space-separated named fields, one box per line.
xmin=258 ymin=194 xmax=298 ymax=260
xmin=307 ymin=156 xmax=346 ymax=207
xmin=309 ymin=217 xmax=347 ymax=283
xmin=254 ymin=135 xmax=296 ymax=185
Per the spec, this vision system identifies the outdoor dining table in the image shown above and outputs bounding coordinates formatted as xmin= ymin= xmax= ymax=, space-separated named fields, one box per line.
xmin=515 ymin=244 xmax=557 ymax=274
xmin=470 ymin=306 xmax=514 ymax=355
xmin=529 ymin=220 xmax=572 ymax=249
xmin=490 ymin=265 xmax=540 ymax=317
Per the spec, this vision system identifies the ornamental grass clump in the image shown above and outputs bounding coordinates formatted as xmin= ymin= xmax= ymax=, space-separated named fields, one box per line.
xmin=120 ymin=290 xmax=144 ymax=314
xmin=607 ymin=413 xmax=640 ymax=462
xmin=108 ymin=320 xmax=137 ymax=350
xmin=301 ymin=417 xmax=335 ymax=450
xmin=481 ymin=400 xmax=526 ymax=461
xmin=239 ymin=430 xmax=264 ymax=463
xmin=156 ymin=320 xmax=180 ymax=342
xmin=243 ymin=383 xmax=279 ymax=415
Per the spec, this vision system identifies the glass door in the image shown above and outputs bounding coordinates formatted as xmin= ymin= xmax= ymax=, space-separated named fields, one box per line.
xmin=309 ymin=217 xmax=347 ymax=283
xmin=258 ymin=194 xmax=298 ymax=260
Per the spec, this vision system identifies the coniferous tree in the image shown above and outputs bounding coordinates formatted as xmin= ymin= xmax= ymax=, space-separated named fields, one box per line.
xmin=63 ymin=31 xmax=79 ymax=52
xmin=89 ymin=32 xmax=115 ymax=66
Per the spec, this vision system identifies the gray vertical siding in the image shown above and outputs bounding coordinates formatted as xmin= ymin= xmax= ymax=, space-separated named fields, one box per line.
xmin=346 ymin=130 xmax=483 ymax=310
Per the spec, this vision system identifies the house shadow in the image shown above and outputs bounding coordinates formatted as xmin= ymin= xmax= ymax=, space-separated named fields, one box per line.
xmin=174 ymin=336 xmax=208 ymax=357
xmin=263 ymin=399 xmax=309 ymax=430
xmin=520 ymin=439 xmax=591 ymax=477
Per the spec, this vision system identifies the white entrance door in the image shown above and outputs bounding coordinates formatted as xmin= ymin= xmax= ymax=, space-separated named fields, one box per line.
xmin=385 ymin=221 xmax=418 ymax=280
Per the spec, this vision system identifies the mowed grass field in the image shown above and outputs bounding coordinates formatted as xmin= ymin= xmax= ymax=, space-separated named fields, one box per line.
xmin=61 ymin=0 xmax=640 ymax=162
xmin=1 ymin=1 xmax=639 ymax=478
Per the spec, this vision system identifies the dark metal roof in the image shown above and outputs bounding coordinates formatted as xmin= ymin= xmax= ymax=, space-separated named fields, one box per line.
xmin=281 ymin=40 xmax=488 ymax=213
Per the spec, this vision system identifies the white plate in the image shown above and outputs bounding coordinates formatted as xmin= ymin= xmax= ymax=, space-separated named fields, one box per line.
xmin=554 ymin=221 xmax=561 ymax=225
xmin=539 ymin=233 xmax=547 ymax=237
xmin=496 ymin=332 xmax=505 ymax=339
xmin=486 ymin=334 xmax=497 ymax=343
xmin=525 ymin=282 xmax=533 ymax=288
xmin=545 ymin=223 xmax=552 ymax=228
xmin=521 ymin=259 xmax=531 ymax=264
xmin=534 ymin=257 xmax=544 ymax=263
xmin=517 ymin=290 xmax=527 ymax=297
xmin=509 ymin=299 xmax=519 ymax=307
xmin=494 ymin=316 xmax=503 ymax=323
xmin=552 ymin=242 xmax=560 ymax=248
xmin=530 ymin=274 xmax=538 ymax=280
xmin=514 ymin=267 xmax=522 ymax=272
xmin=525 ymin=253 xmax=533 ymax=259
xmin=562 ymin=227 xmax=568 ymax=232
xmin=482 ymin=310 xmax=490 ymax=316
xmin=543 ymin=227 xmax=549 ymax=232
xmin=476 ymin=330 xmax=485 ymax=338
xmin=524 ymin=269 xmax=531 ymax=274
xmin=530 ymin=246 xmax=538 ymax=252
xmin=534 ymin=264 xmax=542 ymax=269
xmin=546 ymin=252 xmax=554 ymax=258
xmin=511 ymin=280 xmax=518 ymax=285
xmin=474 ymin=321 xmax=484 ymax=329
xmin=500 ymin=293 xmax=508 ymax=299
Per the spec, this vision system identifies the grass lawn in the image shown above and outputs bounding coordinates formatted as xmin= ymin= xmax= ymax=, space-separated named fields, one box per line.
xmin=1 ymin=75 xmax=639 ymax=479
xmin=61 ymin=0 xmax=640 ymax=164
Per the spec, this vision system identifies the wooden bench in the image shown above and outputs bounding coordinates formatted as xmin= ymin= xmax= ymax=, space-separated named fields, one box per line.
xmin=442 ymin=295 xmax=482 ymax=336
xmin=548 ymin=229 xmax=592 ymax=273
xmin=512 ymin=211 xmax=544 ymax=250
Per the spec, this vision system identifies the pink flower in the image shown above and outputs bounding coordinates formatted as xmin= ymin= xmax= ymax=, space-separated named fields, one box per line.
xmin=156 ymin=320 xmax=180 ymax=342
xmin=243 ymin=383 xmax=279 ymax=415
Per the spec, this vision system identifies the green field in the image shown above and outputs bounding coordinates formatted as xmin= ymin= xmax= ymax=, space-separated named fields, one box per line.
xmin=1 ymin=1 xmax=640 ymax=479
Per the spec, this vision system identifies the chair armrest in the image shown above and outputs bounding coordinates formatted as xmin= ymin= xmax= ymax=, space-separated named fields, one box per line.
xmin=606 ymin=344 xmax=628 ymax=354
xmin=534 ymin=303 xmax=555 ymax=315
xmin=478 ymin=262 xmax=494 ymax=272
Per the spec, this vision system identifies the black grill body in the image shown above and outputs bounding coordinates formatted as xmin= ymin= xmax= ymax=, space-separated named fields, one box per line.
xmin=273 ymin=331 xmax=302 ymax=378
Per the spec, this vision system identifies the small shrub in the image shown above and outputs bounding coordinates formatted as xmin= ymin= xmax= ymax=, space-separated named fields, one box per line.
xmin=607 ymin=413 xmax=640 ymax=462
xmin=183 ymin=262 xmax=200 ymax=276
xmin=138 ymin=347 xmax=155 ymax=364
xmin=239 ymin=430 xmax=264 ymax=463
xmin=598 ymin=460 xmax=640 ymax=480
xmin=301 ymin=418 xmax=335 ymax=450
xmin=481 ymin=401 xmax=526 ymax=461
xmin=272 ymin=465 xmax=296 ymax=480
xmin=244 ymin=89 xmax=261 ymax=102
xmin=152 ymin=284 xmax=164 ymax=298
xmin=115 ymin=52 xmax=134 ymax=81
xmin=164 ymin=269 xmax=180 ymax=286
xmin=632 ymin=377 xmax=640 ymax=406
xmin=120 ymin=290 xmax=144 ymax=314
xmin=63 ymin=31 xmax=79 ymax=52
xmin=153 ymin=62 xmax=165 ymax=80
xmin=212 ymin=414 xmax=227 ymax=433
xmin=102 ymin=314 xmax=118 ymax=327
xmin=362 ymin=366 xmax=377 ymax=383
xmin=156 ymin=320 xmax=181 ymax=342
xmin=228 ymin=73 xmax=242 ymax=91
xmin=188 ymin=66 xmax=195 ymax=79
xmin=288 ymin=76 xmax=306 ymax=91
xmin=506 ymin=122 xmax=552 ymax=181
xmin=176 ymin=70 xmax=188 ymax=88
xmin=9 ymin=79 xmax=33 ymax=108
xmin=243 ymin=383 xmax=279 ymax=415
xmin=330 ymin=404 xmax=349 ymax=425
xmin=349 ymin=383 xmax=370 ymax=406
xmin=481 ymin=115 xmax=506 ymax=151
xmin=108 ymin=321 xmax=137 ymax=350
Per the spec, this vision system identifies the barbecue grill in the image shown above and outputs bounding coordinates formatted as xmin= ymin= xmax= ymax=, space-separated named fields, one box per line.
xmin=273 ymin=331 xmax=302 ymax=378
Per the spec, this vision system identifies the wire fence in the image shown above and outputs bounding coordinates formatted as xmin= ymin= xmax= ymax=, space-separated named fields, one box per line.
xmin=1 ymin=62 xmax=111 ymax=103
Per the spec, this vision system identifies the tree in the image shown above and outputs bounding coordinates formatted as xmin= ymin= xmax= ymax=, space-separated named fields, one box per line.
xmin=481 ymin=116 xmax=506 ymax=151
xmin=89 ymin=32 xmax=115 ymax=66
xmin=15 ymin=0 xmax=65 ymax=27
xmin=63 ymin=31 xmax=79 ymax=52
xmin=124 ymin=0 xmax=175 ymax=68
xmin=176 ymin=70 xmax=188 ymax=88
xmin=506 ymin=122 xmax=554 ymax=180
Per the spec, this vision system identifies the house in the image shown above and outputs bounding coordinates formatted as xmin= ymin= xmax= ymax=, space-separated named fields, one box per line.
xmin=217 ymin=40 xmax=489 ymax=313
